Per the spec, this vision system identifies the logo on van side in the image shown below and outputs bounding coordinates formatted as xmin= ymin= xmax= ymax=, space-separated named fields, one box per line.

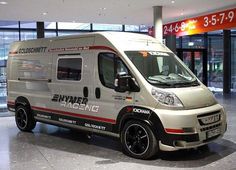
xmin=18 ymin=47 xmax=47 ymax=54
xmin=51 ymin=94 xmax=99 ymax=113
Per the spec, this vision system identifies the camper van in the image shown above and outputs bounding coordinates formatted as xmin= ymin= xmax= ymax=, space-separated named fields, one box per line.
xmin=7 ymin=32 xmax=227 ymax=159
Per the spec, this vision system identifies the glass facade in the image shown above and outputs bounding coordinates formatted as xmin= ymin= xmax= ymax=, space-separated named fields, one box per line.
xmin=207 ymin=33 xmax=223 ymax=92
xmin=176 ymin=31 xmax=234 ymax=93
xmin=21 ymin=30 xmax=37 ymax=40
xmin=93 ymin=23 xmax=122 ymax=31
xmin=58 ymin=22 xmax=90 ymax=30
xmin=0 ymin=30 xmax=19 ymax=112
xmin=182 ymin=35 xmax=205 ymax=49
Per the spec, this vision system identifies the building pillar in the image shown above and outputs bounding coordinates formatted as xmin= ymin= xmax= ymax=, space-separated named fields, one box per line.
xmin=153 ymin=6 xmax=163 ymax=43
xmin=165 ymin=35 xmax=176 ymax=53
xmin=36 ymin=22 xmax=45 ymax=38
xmin=223 ymin=30 xmax=231 ymax=94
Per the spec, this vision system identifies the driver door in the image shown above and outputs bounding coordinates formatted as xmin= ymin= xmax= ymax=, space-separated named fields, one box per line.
xmin=92 ymin=52 xmax=134 ymax=127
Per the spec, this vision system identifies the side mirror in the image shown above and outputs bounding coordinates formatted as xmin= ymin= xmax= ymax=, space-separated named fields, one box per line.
xmin=114 ymin=72 xmax=140 ymax=93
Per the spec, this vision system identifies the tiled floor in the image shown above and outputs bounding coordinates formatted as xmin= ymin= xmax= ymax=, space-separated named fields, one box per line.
xmin=0 ymin=94 xmax=236 ymax=170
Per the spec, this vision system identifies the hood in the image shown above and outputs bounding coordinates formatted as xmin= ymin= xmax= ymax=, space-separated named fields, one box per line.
xmin=169 ymin=85 xmax=217 ymax=109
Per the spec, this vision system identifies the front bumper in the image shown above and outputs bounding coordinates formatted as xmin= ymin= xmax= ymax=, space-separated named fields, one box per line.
xmin=153 ymin=104 xmax=227 ymax=151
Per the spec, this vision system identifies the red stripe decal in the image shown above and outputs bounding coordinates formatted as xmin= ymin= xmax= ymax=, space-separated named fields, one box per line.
xmin=165 ymin=128 xmax=184 ymax=134
xmin=32 ymin=106 xmax=116 ymax=124
xmin=9 ymin=51 xmax=18 ymax=55
xmin=89 ymin=46 xmax=117 ymax=53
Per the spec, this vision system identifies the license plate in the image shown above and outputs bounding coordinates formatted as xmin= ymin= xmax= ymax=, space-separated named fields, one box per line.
xmin=200 ymin=114 xmax=220 ymax=125
xmin=206 ymin=128 xmax=221 ymax=139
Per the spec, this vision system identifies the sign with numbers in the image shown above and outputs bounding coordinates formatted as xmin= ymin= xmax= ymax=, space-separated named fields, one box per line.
xmin=163 ymin=8 xmax=236 ymax=36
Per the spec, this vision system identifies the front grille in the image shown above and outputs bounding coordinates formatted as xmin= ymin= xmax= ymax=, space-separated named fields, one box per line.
xmin=197 ymin=110 xmax=221 ymax=126
xmin=200 ymin=123 xmax=221 ymax=132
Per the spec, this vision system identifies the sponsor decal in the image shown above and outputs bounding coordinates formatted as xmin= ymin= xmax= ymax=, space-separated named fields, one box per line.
xmin=125 ymin=107 xmax=151 ymax=115
xmin=84 ymin=123 xmax=106 ymax=130
xmin=58 ymin=118 xmax=76 ymax=125
xmin=113 ymin=95 xmax=133 ymax=102
xmin=133 ymin=108 xmax=150 ymax=114
xmin=36 ymin=113 xmax=51 ymax=119
xmin=52 ymin=94 xmax=99 ymax=113
xmin=18 ymin=47 xmax=47 ymax=54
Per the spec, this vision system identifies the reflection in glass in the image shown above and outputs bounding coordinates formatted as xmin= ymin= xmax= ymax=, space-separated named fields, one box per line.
xmin=58 ymin=22 xmax=90 ymax=30
xmin=231 ymin=33 xmax=236 ymax=92
xmin=20 ymin=21 xmax=36 ymax=29
xmin=125 ymin=25 xmax=140 ymax=32
xmin=21 ymin=31 xmax=37 ymax=40
xmin=207 ymin=34 xmax=223 ymax=92
xmin=93 ymin=23 xmax=122 ymax=31
xmin=45 ymin=22 xmax=56 ymax=29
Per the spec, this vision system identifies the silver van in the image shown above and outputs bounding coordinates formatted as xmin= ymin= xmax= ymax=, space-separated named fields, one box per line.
xmin=7 ymin=32 xmax=227 ymax=159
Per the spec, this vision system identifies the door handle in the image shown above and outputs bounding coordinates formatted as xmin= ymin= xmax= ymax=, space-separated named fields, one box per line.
xmin=83 ymin=87 xmax=88 ymax=97
xmin=95 ymin=87 xmax=101 ymax=99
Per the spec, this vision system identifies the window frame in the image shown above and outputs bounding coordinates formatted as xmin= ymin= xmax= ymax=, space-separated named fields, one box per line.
xmin=98 ymin=52 xmax=129 ymax=89
xmin=56 ymin=56 xmax=83 ymax=82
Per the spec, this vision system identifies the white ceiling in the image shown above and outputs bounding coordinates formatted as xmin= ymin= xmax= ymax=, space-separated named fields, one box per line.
xmin=0 ymin=0 xmax=236 ymax=25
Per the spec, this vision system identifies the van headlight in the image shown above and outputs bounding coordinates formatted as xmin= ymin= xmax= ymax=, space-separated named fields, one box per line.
xmin=151 ymin=88 xmax=183 ymax=107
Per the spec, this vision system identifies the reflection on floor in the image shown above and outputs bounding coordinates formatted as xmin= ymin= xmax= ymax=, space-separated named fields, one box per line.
xmin=0 ymin=94 xmax=236 ymax=170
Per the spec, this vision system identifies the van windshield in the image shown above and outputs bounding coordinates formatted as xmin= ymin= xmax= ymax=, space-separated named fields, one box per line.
xmin=125 ymin=51 xmax=199 ymax=88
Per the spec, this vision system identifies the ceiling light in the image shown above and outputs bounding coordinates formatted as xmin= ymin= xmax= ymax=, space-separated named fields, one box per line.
xmin=100 ymin=7 xmax=106 ymax=10
xmin=181 ymin=12 xmax=184 ymax=15
xmin=171 ymin=0 xmax=175 ymax=3
xmin=0 ymin=1 xmax=7 ymax=5
xmin=42 ymin=12 xmax=48 ymax=16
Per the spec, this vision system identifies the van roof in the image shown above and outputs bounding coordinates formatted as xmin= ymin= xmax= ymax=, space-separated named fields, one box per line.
xmin=9 ymin=31 xmax=171 ymax=54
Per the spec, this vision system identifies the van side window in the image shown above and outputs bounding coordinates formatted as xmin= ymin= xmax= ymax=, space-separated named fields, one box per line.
xmin=57 ymin=58 xmax=82 ymax=81
xmin=98 ymin=53 xmax=128 ymax=89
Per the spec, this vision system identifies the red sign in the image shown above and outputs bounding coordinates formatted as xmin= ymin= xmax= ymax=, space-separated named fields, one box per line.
xmin=163 ymin=8 xmax=236 ymax=36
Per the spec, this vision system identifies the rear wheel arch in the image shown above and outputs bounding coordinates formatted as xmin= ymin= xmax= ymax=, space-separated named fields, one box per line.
xmin=15 ymin=96 xmax=31 ymax=109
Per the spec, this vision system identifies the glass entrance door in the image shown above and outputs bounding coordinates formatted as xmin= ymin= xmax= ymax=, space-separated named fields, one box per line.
xmin=177 ymin=49 xmax=207 ymax=85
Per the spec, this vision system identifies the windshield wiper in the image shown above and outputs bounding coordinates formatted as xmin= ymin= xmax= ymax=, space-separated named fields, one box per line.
xmin=147 ymin=79 xmax=174 ymax=87
xmin=173 ymin=80 xmax=199 ymax=87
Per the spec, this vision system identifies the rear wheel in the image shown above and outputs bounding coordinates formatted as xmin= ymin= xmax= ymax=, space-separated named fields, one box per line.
xmin=15 ymin=105 xmax=36 ymax=131
xmin=121 ymin=120 xmax=158 ymax=159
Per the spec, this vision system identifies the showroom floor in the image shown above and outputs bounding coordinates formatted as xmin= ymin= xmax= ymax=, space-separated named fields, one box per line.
xmin=0 ymin=94 xmax=236 ymax=170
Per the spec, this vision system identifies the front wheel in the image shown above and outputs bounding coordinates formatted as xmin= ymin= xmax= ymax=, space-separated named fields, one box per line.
xmin=121 ymin=120 xmax=159 ymax=159
xmin=15 ymin=105 xmax=36 ymax=132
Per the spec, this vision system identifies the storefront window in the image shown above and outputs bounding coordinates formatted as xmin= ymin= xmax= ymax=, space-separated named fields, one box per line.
xmin=45 ymin=31 xmax=57 ymax=38
xmin=207 ymin=32 xmax=223 ymax=92
xmin=0 ymin=30 xmax=19 ymax=112
xmin=182 ymin=35 xmax=204 ymax=48
xmin=140 ymin=25 xmax=149 ymax=32
xmin=0 ymin=21 xmax=18 ymax=28
xmin=20 ymin=21 xmax=36 ymax=29
xmin=58 ymin=22 xmax=90 ymax=30
xmin=45 ymin=22 xmax=56 ymax=29
xmin=58 ymin=31 xmax=82 ymax=36
xmin=21 ymin=31 xmax=37 ymax=40
xmin=93 ymin=23 xmax=122 ymax=31
xmin=125 ymin=25 xmax=140 ymax=32
xmin=231 ymin=30 xmax=236 ymax=92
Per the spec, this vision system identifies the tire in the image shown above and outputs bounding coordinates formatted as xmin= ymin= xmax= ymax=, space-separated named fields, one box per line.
xmin=15 ymin=105 xmax=36 ymax=132
xmin=121 ymin=120 xmax=159 ymax=159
